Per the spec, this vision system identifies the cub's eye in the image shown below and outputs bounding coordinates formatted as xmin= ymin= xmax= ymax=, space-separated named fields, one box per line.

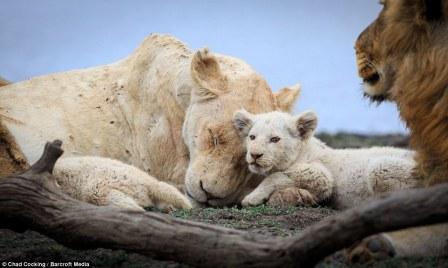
xmin=249 ymin=135 xmax=256 ymax=140
xmin=270 ymin=136 xmax=281 ymax=143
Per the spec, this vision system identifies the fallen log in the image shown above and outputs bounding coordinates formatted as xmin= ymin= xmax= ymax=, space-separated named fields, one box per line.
xmin=0 ymin=140 xmax=447 ymax=267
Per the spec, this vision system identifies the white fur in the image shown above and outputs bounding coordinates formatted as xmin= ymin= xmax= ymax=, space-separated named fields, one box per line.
xmin=53 ymin=156 xmax=192 ymax=211
xmin=234 ymin=110 xmax=419 ymax=208
xmin=0 ymin=34 xmax=300 ymax=206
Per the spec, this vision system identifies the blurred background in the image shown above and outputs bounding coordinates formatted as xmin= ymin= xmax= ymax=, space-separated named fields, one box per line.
xmin=0 ymin=0 xmax=406 ymax=134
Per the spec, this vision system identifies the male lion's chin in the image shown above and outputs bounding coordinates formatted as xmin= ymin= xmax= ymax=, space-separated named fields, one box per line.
xmin=363 ymin=92 xmax=390 ymax=104
xmin=362 ymin=82 xmax=391 ymax=104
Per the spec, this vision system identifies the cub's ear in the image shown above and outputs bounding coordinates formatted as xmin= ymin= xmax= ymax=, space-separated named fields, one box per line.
xmin=191 ymin=48 xmax=228 ymax=101
xmin=233 ymin=109 xmax=254 ymax=137
xmin=275 ymin=83 xmax=301 ymax=112
xmin=293 ymin=110 xmax=318 ymax=140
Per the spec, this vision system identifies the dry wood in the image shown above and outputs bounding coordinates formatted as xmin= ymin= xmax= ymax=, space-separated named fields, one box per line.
xmin=0 ymin=140 xmax=447 ymax=267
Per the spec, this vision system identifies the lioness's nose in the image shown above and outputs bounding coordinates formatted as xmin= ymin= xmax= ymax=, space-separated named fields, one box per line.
xmin=251 ymin=153 xmax=263 ymax=160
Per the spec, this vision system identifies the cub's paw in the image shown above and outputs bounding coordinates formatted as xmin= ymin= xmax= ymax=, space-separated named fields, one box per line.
xmin=341 ymin=234 xmax=396 ymax=264
xmin=154 ymin=182 xmax=193 ymax=212
xmin=241 ymin=193 xmax=269 ymax=207
xmin=267 ymin=187 xmax=317 ymax=207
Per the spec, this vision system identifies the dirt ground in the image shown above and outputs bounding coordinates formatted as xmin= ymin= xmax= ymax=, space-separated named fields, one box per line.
xmin=1 ymin=133 xmax=447 ymax=267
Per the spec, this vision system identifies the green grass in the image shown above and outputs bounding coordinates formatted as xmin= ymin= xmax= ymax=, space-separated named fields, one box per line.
xmin=170 ymin=205 xmax=336 ymax=237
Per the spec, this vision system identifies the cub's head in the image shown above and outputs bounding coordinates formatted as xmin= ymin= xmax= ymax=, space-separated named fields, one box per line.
xmin=355 ymin=0 xmax=446 ymax=102
xmin=233 ymin=110 xmax=317 ymax=175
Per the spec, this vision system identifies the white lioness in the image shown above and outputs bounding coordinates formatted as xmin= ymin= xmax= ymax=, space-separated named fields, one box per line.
xmin=0 ymin=34 xmax=300 ymax=206
xmin=53 ymin=156 xmax=191 ymax=212
xmin=233 ymin=110 xmax=419 ymax=208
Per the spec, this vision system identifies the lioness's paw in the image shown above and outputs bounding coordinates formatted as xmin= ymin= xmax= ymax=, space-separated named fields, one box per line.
xmin=155 ymin=182 xmax=193 ymax=212
xmin=341 ymin=234 xmax=396 ymax=264
xmin=267 ymin=187 xmax=317 ymax=207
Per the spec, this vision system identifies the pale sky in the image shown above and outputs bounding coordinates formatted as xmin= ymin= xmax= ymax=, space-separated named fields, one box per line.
xmin=0 ymin=0 xmax=407 ymax=134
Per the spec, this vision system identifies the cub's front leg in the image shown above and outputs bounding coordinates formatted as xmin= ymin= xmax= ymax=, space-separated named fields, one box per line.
xmin=269 ymin=162 xmax=334 ymax=207
xmin=241 ymin=172 xmax=294 ymax=207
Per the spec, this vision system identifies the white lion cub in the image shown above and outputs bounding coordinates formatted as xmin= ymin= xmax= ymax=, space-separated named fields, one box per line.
xmin=53 ymin=156 xmax=192 ymax=212
xmin=233 ymin=110 xmax=419 ymax=209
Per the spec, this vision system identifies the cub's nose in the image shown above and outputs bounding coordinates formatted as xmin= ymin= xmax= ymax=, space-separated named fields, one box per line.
xmin=250 ymin=153 xmax=263 ymax=160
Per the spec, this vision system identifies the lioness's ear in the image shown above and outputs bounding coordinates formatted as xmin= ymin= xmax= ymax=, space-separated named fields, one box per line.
xmin=233 ymin=109 xmax=254 ymax=137
xmin=275 ymin=83 xmax=301 ymax=112
xmin=293 ymin=110 xmax=317 ymax=140
xmin=191 ymin=48 xmax=228 ymax=101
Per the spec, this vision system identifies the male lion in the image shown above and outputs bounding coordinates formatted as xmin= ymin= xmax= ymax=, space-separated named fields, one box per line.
xmin=0 ymin=34 xmax=299 ymax=206
xmin=349 ymin=0 xmax=448 ymax=262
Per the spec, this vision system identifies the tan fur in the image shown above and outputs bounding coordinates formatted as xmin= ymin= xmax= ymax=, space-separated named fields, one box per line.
xmin=0 ymin=74 xmax=27 ymax=177
xmin=0 ymin=34 xmax=300 ymax=206
xmin=353 ymin=0 xmax=448 ymax=258
xmin=0 ymin=121 xmax=28 ymax=177
xmin=356 ymin=0 xmax=448 ymax=185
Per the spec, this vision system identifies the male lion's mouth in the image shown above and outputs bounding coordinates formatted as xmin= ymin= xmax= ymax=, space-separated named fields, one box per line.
xmin=360 ymin=70 xmax=392 ymax=103
xmin=362 ymin=72 xmax=380 ymax=85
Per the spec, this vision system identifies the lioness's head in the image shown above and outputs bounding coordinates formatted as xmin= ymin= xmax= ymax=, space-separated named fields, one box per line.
xmin=183 ymin=48 xmax=300 ymax=206
xmin=233 ymin=110 xmax=317 ymax=175
xmin=355 ymin=0 xmax=447 ymax=102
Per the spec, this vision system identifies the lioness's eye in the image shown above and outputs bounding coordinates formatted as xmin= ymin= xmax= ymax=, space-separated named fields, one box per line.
xmin=270 ymin=136 xmax=281 ymax=143
xmin=213 ymin=137 xmax=219 ymax=147
xmin=249 ymin=135 xmax=256 ymax=140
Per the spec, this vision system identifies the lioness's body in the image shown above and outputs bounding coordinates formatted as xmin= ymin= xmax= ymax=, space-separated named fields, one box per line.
xmin=0 ymin=35 xmax=191 ymax=186
xmin=0 ymin=34 xmax=299 ymax=206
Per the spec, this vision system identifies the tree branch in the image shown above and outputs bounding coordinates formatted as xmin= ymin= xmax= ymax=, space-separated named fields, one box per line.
xmin=29 ymin=140 xmax=63 ymax=174
xmin=0 ymin=140 xmax=447 ymax=267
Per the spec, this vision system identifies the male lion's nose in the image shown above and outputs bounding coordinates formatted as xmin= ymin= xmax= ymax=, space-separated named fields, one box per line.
xmin=251 ymin=153 xmax=263 ymax=160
